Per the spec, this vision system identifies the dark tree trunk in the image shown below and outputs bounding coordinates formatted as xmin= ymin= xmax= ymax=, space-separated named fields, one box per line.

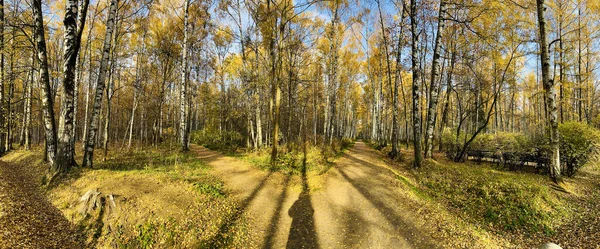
xmin=410 ymin=0 xmax=422 ymax=168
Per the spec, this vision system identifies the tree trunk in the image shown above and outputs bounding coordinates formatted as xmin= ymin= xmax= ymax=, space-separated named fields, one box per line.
xmin=128 ymin=49 xmax=142 ymax=149
xmin=25 ymin=56 xmax=33 ymax=151
xmin=82 ymin=34 xmax=94 ymax=147
xmin=424 ymin=1 xmax=446 ymax=158
xmin=268 ymin=0 xmax=280 ymax=166
xmin=439 ymin=48 xmax=455 ymax=151
xmin=0 ymin=0 xmax=5 ymax=155
xmin=327 ymin=7 xmax=340 ymax=144
xmin=179 ymin=0 xmax=190 ymax=151
xmin=536 ymin=0 xmax=561 ymax=182
xmin=392 ymin=1 xmax=406 ymax=158
xmin=33 ymin=0 xmax=58 ymax=165
xmin=410 ymin=0 xmax=422 ymax=168
xmin=103 ymin=66 xmax=114 ymax=161
xmin=72 ymin=0 xmax=90 ymax=151
xmin=6 ymin=8 xmax=16 ymax=151
xmin=577 ymin=6 xmax=583 ymax=122
xmin=377 ymin=0 xmax=397 ymax=158
xmin=55 ymin=0 xmax=90 ymax=175
xmin=82 ymin=0 xmax=118 ymax=168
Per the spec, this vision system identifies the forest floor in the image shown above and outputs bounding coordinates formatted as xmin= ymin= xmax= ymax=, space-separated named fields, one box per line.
xmin=192 ymin=142 xmax=500 ymax=248
xmin=0 ymin=153 xmax=83 ymax=249
xmin=1 ymin=142 xmax=598 ymax=248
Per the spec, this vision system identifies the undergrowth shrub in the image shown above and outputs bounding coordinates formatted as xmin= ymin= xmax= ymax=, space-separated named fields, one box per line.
xmin=470 ymin=132 xmax=531 ymax=152
xmin=241 ymin=139 xmax=354 ymax=175
xmin=558 ymin=122 xmax=600 ymax=176
xmin=441 ymin=128 xmax=462 ymax=159
xmin=191 ymin=128 xmax=243 ymax=151
xmin=442 ymin=122 xmax=600 ymax=176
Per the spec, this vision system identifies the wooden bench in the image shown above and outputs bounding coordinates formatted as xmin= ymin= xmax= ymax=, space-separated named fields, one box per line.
xmin=467 ymin=150 xmax=502 ymax=164
xmin=467 ymin=150 xmax=550 ymax=172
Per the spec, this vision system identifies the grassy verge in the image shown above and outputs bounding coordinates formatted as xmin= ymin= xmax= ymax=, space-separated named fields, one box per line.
xmin=4 ymin=145 xmax=249 ymax=248
xmin=414 ymin=159 xmax=571 ymax=234
xmin=233 ymin=138 xmax=354 ymax=175
xmin=384 ymin=149 xmax=599 ymax=247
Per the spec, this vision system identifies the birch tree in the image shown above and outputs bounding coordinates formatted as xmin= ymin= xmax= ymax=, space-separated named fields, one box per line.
xmin=32 ymin=0 xmax=58 ymax=165
xmin=536 ymin=0 xmax=561 ymax=182
xmin=0 ymin=0 xmax=4 ymax=155
xmin=180 ymin=0 xmax=190 ymax=151
xmin=410 ymin=0 xmax=422 ymax=168
xmin=83 ymin=0 xmax=119 ymax=168
xmin=54 ymin=0 xmax=90 ymax=175
xmin=424 ymin=0 xmax=447 ymax=158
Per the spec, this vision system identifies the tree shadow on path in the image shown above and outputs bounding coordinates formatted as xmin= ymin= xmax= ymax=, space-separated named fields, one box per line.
xmin=334 ymin=148 xmax=440 ymax=248
xmin=196 ymin=145 xmax=274 ymax=247
xmin=286 ymin=157 xmax=319 ymax=249
xmin=262 ymin=173 xmax=292 ymax=249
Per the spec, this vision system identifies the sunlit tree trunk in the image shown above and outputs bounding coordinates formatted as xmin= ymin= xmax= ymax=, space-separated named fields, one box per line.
xmin=82 ymin=0 xmax=118 ymax=168
xmin=577 ymin=6 xmax=583 ymax=123
xmin=55 ymin=0 xmax=90 ymax=175
xmin=72 ymin=0 xmax=90 ymax=151
xmin=253 ymin=46 xmax=262 ymax=149
xmin=24 ymin=55 xmax=33 ymax=151
xmin=103 ymin=40 xmax=118 ymax=161
xmin=82 ymin=32 xmax=94 ymax=147
xmin=424 ymin=0 xmax=446 ymax=158
xmin=179 ymin=0 xmax=190 ymax=151
xmin=33 ymin=0 xmax=58 ymax=165
xmin=128 ymin=49 xmax=142 ymax=149
xmin=0 ymin=0 xmax=5 ymax=155
xmin=536 ymin=0 xmax=561 ymax=182
xmin=327 ymin=6 xmax=340 ymax=144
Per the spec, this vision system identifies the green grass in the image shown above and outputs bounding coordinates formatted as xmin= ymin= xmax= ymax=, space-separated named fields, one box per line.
xmin=192 ymin=181 xmax=226 ymax=198
xmin=395 ymin=174 xmax=430 ymax=200
xmin=233 ymin=139 xmax=354 ymax=175
xmin=411 ymin=159 xmax=572 ymax=234
xmin=236 ymin=145 xmax=336 ymax=175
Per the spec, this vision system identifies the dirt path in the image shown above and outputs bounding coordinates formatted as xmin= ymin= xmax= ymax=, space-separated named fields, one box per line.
xmin=192 ymin=142 xmax=441 ymax=249
xmin=0 ymin=161 xmax=82 ymax=249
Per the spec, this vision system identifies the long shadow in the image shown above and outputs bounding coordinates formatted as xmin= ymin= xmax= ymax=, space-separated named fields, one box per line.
xmin=336 ymin=152 xmax=440 ymax=248
xmin=262 ymin=173 xmax=292 ymax=249
xmin=202 ymin=169 xmax=274 ymax=247
xmin=286 ymin=158 xmax=319 ymax=249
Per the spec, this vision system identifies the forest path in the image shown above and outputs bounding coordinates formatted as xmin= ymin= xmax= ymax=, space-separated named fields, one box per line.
xmin=192 ymin=142 xmax=440 ymax=249
xmin=0 ymin=160 xmax=83 ymax=249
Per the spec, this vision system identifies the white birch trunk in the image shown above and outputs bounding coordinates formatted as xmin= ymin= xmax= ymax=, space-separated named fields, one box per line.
xmin=536 ymin=0 xmax=561 ymax=182
xmin=82 ymin=0 xmax=118 ymax=168
xmin=33 ymin=0 xmax=58 ymax=165
xmin=179 ymin=0 xmax=190 ymax=151
xmin=424 ymin=1 xmax=446 ymax=158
